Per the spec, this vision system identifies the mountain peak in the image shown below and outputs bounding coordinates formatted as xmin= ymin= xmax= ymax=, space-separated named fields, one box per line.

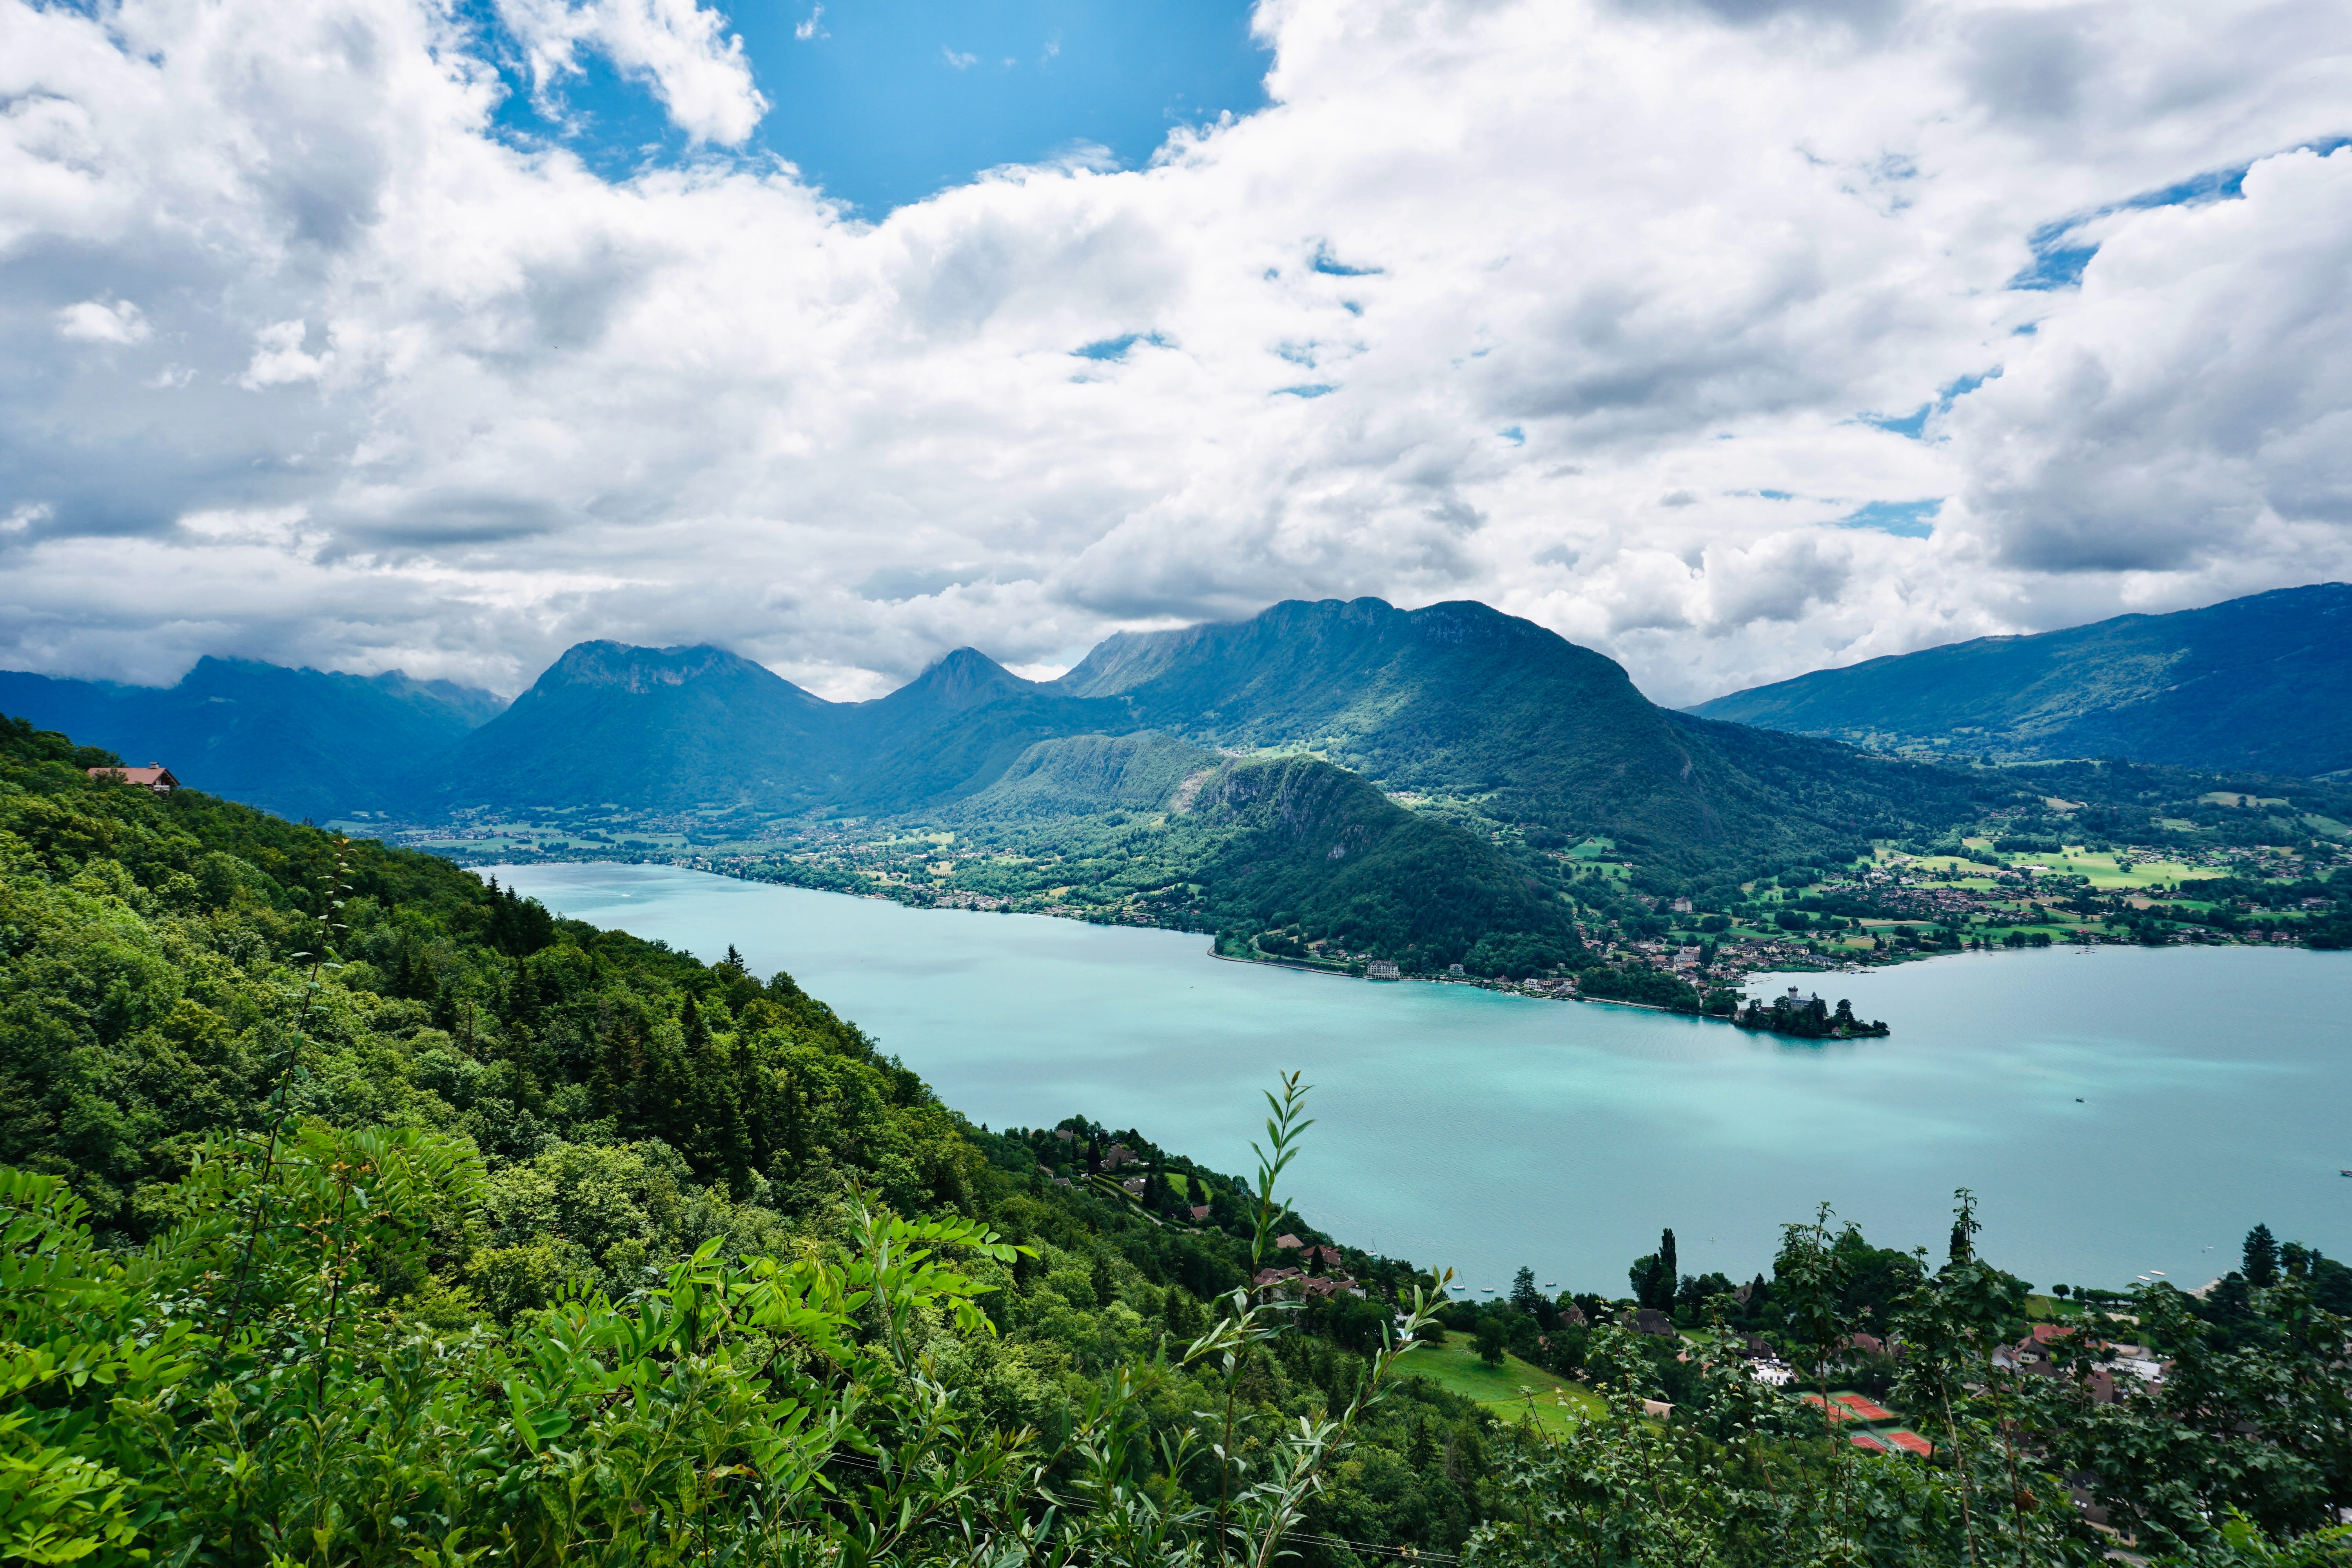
xmin=1689 ymin=580 xmax=2352 ymax=775
xmin=537 ymin=641 xmax=779 ymax=697
xmin=892 ymin=647 xmax=1028 ymax=713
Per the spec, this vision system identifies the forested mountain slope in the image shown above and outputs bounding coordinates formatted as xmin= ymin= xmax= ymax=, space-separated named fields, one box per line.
xmin=1053 ymin=597 xmax=1995 ymax=880
xmin=0 ymin=710 xmax=1496 ymax=1560
xmin=1690 ymin=582 xmax=2352 ymax=776
xmin=0 ymin=656 xmax=503 ymax=820
xmin=420 ymin=641 xmax=848 ymax=812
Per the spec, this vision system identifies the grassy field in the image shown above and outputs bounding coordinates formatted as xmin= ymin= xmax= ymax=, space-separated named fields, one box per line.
xmin=2050 ymin=849 xmax=2226 ymax=889
xmin=1396 ymin=1340 xmax=1607 ymax=1435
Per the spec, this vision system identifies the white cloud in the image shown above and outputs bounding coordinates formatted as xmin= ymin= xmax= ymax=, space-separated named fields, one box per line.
xmin=793 ymin=4 xmax=824 ymax=41
xmin=942 ymin=47 xmax=977 ymax=69
xmin=54 ymin=298 xmax=149 ymax=344
xmin=0 ymin=0 xmax=2348 ymax=706
xmin=239 ymin=321 xmax=329 ymax=388
xmin=495 ymin=0 xmax=768 ymax=145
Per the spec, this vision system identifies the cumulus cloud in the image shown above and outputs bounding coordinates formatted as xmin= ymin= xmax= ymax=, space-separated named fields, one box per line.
xmin=0 ymin=0 xmax=2348 ymax=705
xmin=55 ymin=299 xmax=149 ymax=344
xmin=496 ymin=0 xmax=768 ymax=145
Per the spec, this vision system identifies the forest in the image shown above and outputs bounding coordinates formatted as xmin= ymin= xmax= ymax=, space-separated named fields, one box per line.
xmin=4 ymin=712 xmax=2350 ymax=1567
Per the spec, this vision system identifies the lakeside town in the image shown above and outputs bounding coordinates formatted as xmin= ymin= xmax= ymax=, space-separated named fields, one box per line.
xmin=351 ymin=803 xmax=2352 ymax=971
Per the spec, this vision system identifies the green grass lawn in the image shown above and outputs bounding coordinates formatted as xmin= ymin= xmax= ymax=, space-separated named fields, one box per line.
xmin=2058 ymin=850 xmax=2225 ymax=889
xmin=1396 ymin=1340 xmax=1606 ymax=1434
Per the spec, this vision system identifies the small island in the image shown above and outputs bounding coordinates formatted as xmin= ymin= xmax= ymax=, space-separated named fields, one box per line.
xmin=1732 ymin=987 xmax=1890 ymax=1040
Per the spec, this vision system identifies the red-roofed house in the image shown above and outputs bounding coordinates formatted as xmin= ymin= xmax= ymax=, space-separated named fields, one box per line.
xmin=87 ymin=763 xmax=178 ymax=795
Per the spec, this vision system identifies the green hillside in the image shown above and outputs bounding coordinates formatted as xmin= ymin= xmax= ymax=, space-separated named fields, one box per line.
xmin=419 ymin=641 xmax=847 ymax=812
xmin=916 ymin=749 xmax=1575 ymax=969
xmin=0 ymin=657 xmax=504 ymax=820
xmin=832 ymin=650 xmax=1137 ymax=813
xmin=952 ymin=730 xmax=1216 ymax=818
xmin=1689 ymin=582 xmax=2352 ymax=775
xmin=1185 ymin=755 xmax=1575 ymax=967
xmin=1054 ymin=596 xmax=1994 ymax=884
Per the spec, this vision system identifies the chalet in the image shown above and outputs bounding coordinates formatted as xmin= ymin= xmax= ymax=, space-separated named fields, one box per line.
xmin=87 ymin=762 xmax=178 ymax=795
xmin=1633 ymin=1308 xmax=1676 ymax=1337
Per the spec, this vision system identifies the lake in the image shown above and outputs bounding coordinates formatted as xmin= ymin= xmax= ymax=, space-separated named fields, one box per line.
xmin=489 ymin=862 xmax=2352 ymax=1299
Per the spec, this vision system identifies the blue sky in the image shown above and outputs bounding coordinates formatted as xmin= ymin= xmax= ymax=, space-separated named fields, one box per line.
xmin=476 ymin=0 xmax=1272 ymax=213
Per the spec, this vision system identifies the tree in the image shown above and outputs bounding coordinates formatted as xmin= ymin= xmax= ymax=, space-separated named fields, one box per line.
xmin=1629 ymin=1253 xmax=1662 ymax=1307
xmin=1948 ymin=1187 xmax=1980 ymax=1264
xmin=1659 ymin=1227 xmax=1677 ymax=1295
xmin=1510 ymin=1265 xmax=1543 ymax=1315
xmin=2244 ymin=1221 xmax=2280 ymax=1287
xmin=1476 ymin=1314 xmax=1508 ymax=1367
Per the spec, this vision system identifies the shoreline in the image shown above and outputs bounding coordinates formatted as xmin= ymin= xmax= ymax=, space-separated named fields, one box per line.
xmin=465 ymin=854 xmax=2345 ymax=997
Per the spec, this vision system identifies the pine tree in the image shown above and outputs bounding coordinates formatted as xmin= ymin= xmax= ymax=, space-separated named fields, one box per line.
xmin=2244 ymin=1223 xmax=2280 ymax=1287
xmin=1511 ymin=1265 xmax=1543 ymax=1314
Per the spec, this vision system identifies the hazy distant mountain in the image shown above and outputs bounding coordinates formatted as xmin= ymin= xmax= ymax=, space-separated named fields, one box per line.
xmin=0 ymin=656 xmax=504 ymax=820
xmin=415 ymin=600 xmax=1994 ymax=893
xmin=1054 ymin=596 xmax=1984 ymax=882
xmin=420 ymin=642 xmax=843 ymax=811
xmin=832 ymin=649 xmax=1131 ymax=814
xmin=1687 ymin=583 xmax=2352 ymax=777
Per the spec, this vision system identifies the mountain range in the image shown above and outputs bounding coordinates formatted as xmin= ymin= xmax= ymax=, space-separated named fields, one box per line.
xmin=1690 ymin=582 xmax=2352 ymax=777
xmin=8 ymin=584 xmax=2344 ymax=952
xmin=415 ymin=597 xmax=1987 ymax=889
xmin=0 ymin=657 xmax=506 ymax=820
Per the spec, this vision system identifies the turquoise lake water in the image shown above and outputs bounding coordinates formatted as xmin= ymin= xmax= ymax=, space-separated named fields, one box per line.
xmin=490 ymin=863 xmax=2352 ymax=1298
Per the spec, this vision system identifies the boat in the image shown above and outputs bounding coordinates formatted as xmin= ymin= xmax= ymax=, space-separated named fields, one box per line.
xmin=2341 ymin=1169 xmax=2352 ymax=1177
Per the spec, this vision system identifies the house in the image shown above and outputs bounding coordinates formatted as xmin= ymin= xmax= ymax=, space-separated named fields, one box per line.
xmin=1365 ymin=960 xmax=1401 ymax=981
xmin=87 ymin=763 xmax=178 ymax=795
xmin=1120 ymin=1177 xmax=1147 ymax=1196
xmin=1188 ymin=1204 xmax=1212 ymax=1222
xmin=1274 ymin=1233 xmax=1304 ymax=1250
xmin=1633 ymin=1308 xmax=1676 ymax=1336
